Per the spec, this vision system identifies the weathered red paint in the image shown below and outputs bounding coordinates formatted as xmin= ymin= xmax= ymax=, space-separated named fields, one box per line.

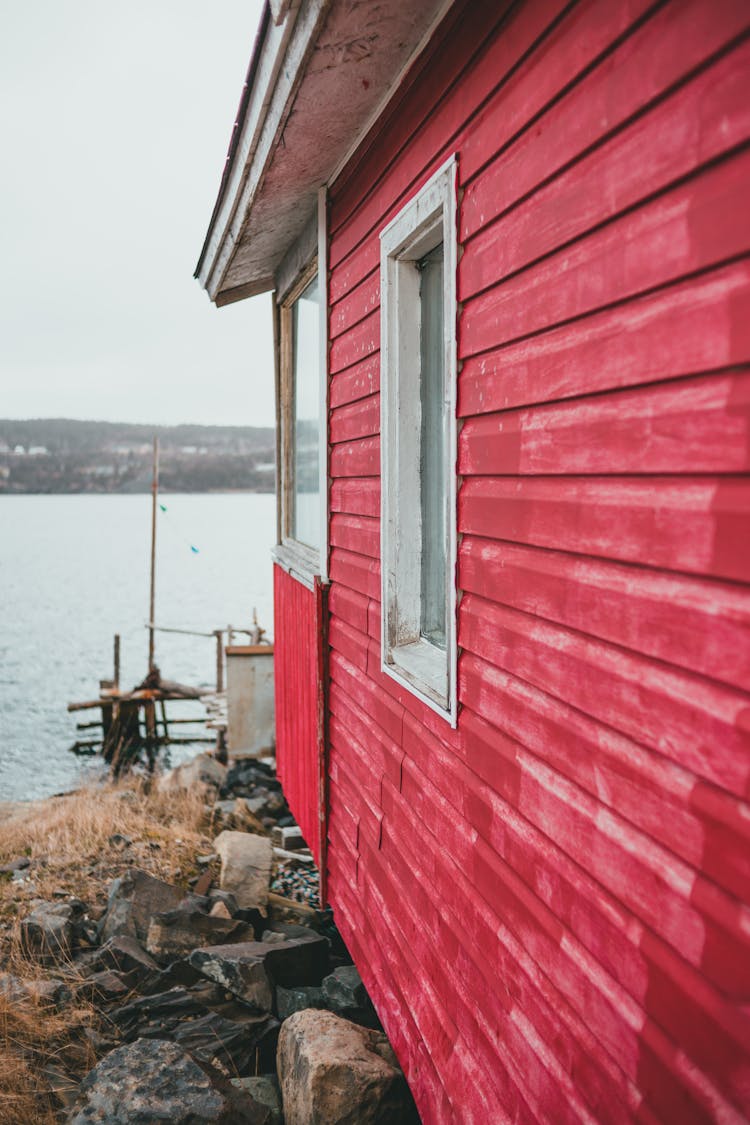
xmin=319 ymin=1 xmax=750 ymax=1122
xmin=272 ymin=564 xmax=324 ymax=864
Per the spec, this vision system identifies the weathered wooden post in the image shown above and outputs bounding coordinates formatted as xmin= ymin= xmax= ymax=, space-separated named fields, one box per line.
xmin=113 ymin=633 xmax=121 ymax=690
xmin=148 ymin=436 xmax=159 ymax=672
xmin=215 ymin=629 xmax=224 ymax=693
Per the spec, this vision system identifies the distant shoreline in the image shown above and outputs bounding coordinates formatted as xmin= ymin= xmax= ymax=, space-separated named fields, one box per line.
xmin=0 ymin=487 xmax=274 ymax=496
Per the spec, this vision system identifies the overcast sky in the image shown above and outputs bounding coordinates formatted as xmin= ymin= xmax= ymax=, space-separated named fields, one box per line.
xmin=0 ymin=1 xmax=276 ymax=428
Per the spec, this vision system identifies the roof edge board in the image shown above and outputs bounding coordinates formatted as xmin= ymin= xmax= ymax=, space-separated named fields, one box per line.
xmin=198 ymin=0 xmax=331 ymax=302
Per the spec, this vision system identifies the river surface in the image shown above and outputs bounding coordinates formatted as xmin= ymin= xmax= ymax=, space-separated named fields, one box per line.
xmin=0 ymin=493 xmax=276 ymax=800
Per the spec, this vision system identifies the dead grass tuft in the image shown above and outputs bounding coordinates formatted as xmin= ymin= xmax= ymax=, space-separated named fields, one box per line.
xmin=0 ymin=778 xmax=215 ymax=1121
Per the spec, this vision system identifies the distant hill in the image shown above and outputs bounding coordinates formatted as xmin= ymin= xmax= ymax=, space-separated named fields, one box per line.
xmin=0 ymin=419 xmax=276 ymax=494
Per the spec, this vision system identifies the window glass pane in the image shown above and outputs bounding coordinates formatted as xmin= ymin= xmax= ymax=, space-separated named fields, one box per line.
xmin=419 ymin=243 xmax=446 ymax=649
xmin=292 ymin=275 xmax=320 ymax=550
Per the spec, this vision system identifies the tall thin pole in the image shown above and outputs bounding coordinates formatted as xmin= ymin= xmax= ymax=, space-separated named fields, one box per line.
xmin=148 ymin=436 xmax=159 ymax=672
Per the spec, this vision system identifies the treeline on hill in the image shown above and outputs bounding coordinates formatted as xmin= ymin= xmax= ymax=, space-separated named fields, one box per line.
xmin=0 ymin=419 xmax=276 ymax=494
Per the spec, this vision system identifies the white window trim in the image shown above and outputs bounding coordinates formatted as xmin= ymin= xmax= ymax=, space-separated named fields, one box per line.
xmin=379 ymin=155 xmax=458 ymax=726
xmin=273 ymin=190 xmax=329 ymax=588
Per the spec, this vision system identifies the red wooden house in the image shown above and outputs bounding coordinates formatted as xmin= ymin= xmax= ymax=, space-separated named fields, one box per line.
xmin=196 ymin=1 xmax=750 ymax=1120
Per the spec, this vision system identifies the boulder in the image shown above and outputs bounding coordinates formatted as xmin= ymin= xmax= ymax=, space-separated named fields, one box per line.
xmin=276 ymin=985 xmax=325 ymax=1020
xmin=20 ymin=902 xmax=75 ymax=962
xmin=145 ymin=908 xmax=254 ymax=963
xmin=158 ymin=753 xmax=227 ymax=794
xmin=100 ymin=869 xmax=183 ymax=944
xmin=214 ymin=831 xmax=273 ymax=912
xmin=66 ymin=1037 xmax=271 ymax=1124
xmin=188 ymin=944 xmax=274 ymax=1012
xmin=277 ymin=1010 xmax=419 ymax=1125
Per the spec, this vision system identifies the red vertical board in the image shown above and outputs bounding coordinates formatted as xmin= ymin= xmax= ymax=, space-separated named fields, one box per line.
xmin=273 ymin=564 xmax=324 ymax=865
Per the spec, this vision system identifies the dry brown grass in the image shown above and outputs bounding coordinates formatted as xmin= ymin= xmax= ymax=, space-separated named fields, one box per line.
xmin=0 ymin=779 xmax=216 ymax=1122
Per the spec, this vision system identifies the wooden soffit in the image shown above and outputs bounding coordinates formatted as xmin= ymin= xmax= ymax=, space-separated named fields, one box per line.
xmin=195 ymin=0 xmax=451 ymax=306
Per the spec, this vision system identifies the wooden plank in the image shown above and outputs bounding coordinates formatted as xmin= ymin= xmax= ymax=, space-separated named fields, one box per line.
xmin=330 ymin=353 xmax=379 ymax=409
xmin=329 ymin=269 xmax=379 ymax=342
xmin=328 ymin=582 xmax=369 ymax=634
xmin=459 ymin=594 xmax=750 ymax=799
xmin=329 ymin=649 xmax=404 ymax=747
xmin=328 ymin=616 xmax=369 ymax=672
xmin=458 ymin=258 xmax=750 ymax=416
xmin=330 ymin=476 xmax=379 ymax=518
xmin=330 ymin=513 xmax=379 ymax=559
xmin=461 ymin=0 xmax=750 ymax=235
xmin=329 ymin=687 xmax=404 ymax=790
xmin=329 ymin=435 xmax=380 ymax=478
xmin=458 ymin=370 xmax=750 ymax=476
xmin=459 ymin=146 xmax=750 ymax=348
xmin=458 ymin=474 xmax=750 ymax=584
xmin=330 ymin=393 xmax=380 ymax=444
xmin=458 ymin=536 xmax=750 ymax=689
xmin=329 ymin=308 xmax=378 ymax=376
xmin=329 ymin=546 xmax=380 ymax=600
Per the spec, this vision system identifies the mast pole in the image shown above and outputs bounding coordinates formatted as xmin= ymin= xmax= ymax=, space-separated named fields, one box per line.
xmin=148 ymin=435 xmax=159 ymax=672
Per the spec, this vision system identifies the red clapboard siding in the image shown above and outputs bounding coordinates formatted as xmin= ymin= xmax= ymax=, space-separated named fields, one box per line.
xmin=458 ymin=537 xmax=750 ymax=688
xmin=457 ymin=259 xmax=750 ymax=416
xmin=320 ymin=2 xmax=750 ymax=1123
xmin=458 ymin=475 xmax=750 ymax=584
xmin=459 ymin=593 xmax=750 ymax=797
xmin=273 ymin=565 xmax=322 ymax=862
xmin=461 ymin=10 xmax=750 ymax=246
xmin=330 ymin=513 xmax=379 ymax=559
xmin=330 ymin=353 xmax=379 ymax=409
xmin=458 ymin=370 xmax=750 ymax=476
xmin=459 ymin=145 xmax=750 ymax=342
xmin=329 ymin=394 xmax=380 ymax=444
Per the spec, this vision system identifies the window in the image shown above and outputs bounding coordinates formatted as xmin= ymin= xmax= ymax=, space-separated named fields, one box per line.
xmin=291 ymin=274 xmax=321 ymax=551
xmin=379 ymin=156 xmax=458 ymax=724
xmin=277 ymin=265 xmax=324 ymax=581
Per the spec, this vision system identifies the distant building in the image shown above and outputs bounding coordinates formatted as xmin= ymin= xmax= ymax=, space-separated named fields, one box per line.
xmin=27 ymin=445 xmax=48 ymax=456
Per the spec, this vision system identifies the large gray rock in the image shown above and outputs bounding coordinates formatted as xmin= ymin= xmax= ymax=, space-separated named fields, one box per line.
xmin=67 ymin=1037 xmax=271 ymax=1123
xmin=190 ymin=930 xmax=328 ymax=1010
xmin=145 ymin=907 xmax=255 ymax=963
xmin=100 ymin=869 xmax=183 ymax=944
xmin=189 ymin=943 xmax=274 ymax=1012
xmin=277 ymin=1010 xmax=418 ymax=1125
xmin=20 ymin=902 xmax=75 ymax=962
xmin=214 ymin=831 xmax=273 ymax=912
xmin=158 ymin=753 xmax=227 ymax=794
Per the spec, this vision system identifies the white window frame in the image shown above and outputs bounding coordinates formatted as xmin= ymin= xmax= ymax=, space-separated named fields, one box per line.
xmin=379 ymin=156 xmax=458 ymax=725
xmin=272 ymin=191 xmax=329 ymax=589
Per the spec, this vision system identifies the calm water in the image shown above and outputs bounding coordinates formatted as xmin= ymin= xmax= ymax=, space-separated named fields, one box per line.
xmin=0 ymin=493 xmax=276 ymax=800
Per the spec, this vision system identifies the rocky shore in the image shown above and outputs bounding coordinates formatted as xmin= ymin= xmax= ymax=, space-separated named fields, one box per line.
xmin=0 ymin=755 xmax=418 ymax=1124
